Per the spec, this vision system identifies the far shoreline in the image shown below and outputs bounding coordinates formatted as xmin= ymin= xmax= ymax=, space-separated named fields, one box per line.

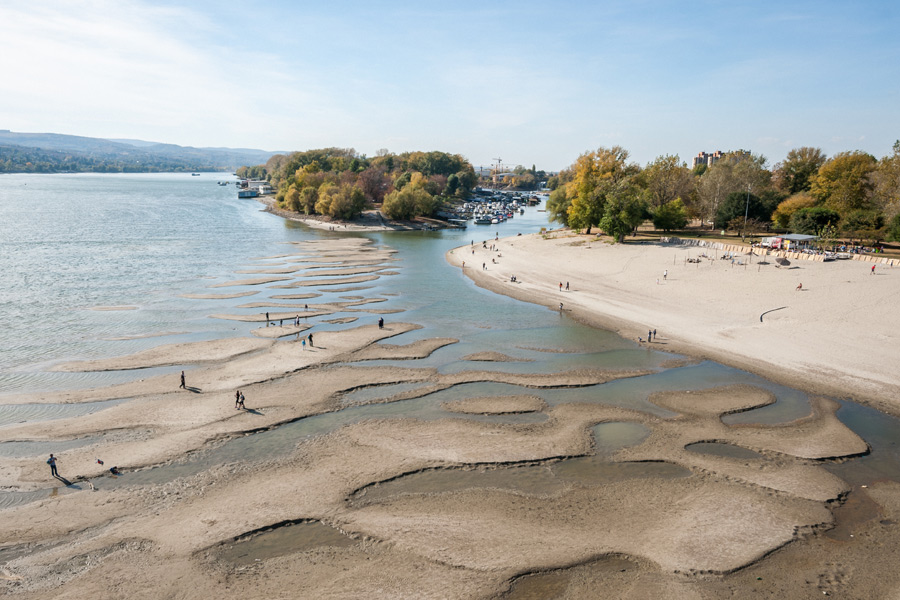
xmin=255 ymin=196 xmax=457 ymax=232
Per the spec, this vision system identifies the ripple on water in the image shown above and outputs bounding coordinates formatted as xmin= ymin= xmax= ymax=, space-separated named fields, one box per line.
xmin=0 ymin=436 xmax=102 ymax=458
xmin=0 ymin=398 xmax=129 ymax=428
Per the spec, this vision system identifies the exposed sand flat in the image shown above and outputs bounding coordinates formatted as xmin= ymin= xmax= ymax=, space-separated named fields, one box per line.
xmin=349 ymin=338 xmax=458 ymax=361
xmin=334 ymin=298 xmax=387 ymax=307
xmin=327 ymin=286 xmax=375 ymax=293
xmin=462 ymin=351 xmax=533 ymax=362
xmin=276 ymin=274 xmax=381 ymax=287
xmin=250 ymin=324 xmax=311 ymax=338
xmin=51 ymin=338 xmax=273 ymax=372
xmin=233 ymin=266 xmax=302 ymax=274
xmin=180 ymin=291 xmax=259 ymax=299
xmin=448 ymin=232 xmax=900 ymax=412
xmin=209 ymin=310 xmax=334 ymax=322
xmin=616 ymin=387 xmax=865 ymax=502
xmin=300 ymin=267 xmax=391 ymax=277
xmin=269 ymin=293 xmax=320 ymax=300
xmin=438 ymin=368 xmax=652 ymax=388
xmin=299 ymin=259 xmax=396 ymax=267
xmin=443 ymin=395 xmax=546 ymax=414
xmin=210 ymin=276 xmax=292 ymax=287
xmin=236 ymin=302 xmax=326 ymax=309
xmin=323 ymin=317 xmax=358 ymax=324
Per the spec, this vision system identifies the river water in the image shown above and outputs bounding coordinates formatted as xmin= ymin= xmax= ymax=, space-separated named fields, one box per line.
xmin=1 ymin=173 xmax=898 ymax=500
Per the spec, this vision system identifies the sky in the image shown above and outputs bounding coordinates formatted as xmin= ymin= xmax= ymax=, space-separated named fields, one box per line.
xmin=1 ymin=0 xmax=898 ymax=171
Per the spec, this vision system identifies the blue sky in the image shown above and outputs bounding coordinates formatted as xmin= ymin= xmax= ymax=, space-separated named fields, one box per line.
xmin=1 ymin=0 xmax=897 ymax=170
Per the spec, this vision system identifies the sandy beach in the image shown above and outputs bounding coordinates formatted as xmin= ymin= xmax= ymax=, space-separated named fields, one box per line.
xmin=3 ymin=234 xmax=900 ymax=599
xmin=448 ymin=230 xmax=900 ymax=415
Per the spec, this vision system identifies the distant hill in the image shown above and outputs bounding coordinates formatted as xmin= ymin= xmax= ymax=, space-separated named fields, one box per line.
xmin=0 ymin=130 xmax=281 ymax=173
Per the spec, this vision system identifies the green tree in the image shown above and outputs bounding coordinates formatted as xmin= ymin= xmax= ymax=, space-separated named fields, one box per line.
xmin=772 ymin=147 xmax=827 ymax=194
xmin=445 ymin=173 xmax=460 ymax=196
xmin=886 ymin=213 xmax=900 ymax=242
xmin=394 ymin=171 xmax=412 ymax=191
xmin=841 ymin=210 xmax=884 ymax=242
xmin=652 ymin=198 xmax=688 ymax=231
xmin=546 ymin=186 xmax=571 ymax=226
xmin=788 ymin=207 xmax=840 ymax=234
xmin=714 ymin=191 xmax=767 ymax=230
xmin=643 ymin=155 xmax=694 ymax=209
xmin=565 ymin=146 xmax=637 ymax=234
xmin=599 ymin=182 xmax=647 ymax=242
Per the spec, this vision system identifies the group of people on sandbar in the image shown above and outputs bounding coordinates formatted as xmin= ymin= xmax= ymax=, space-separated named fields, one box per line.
xmin=638 ymin=329 xmax=658 ymax=344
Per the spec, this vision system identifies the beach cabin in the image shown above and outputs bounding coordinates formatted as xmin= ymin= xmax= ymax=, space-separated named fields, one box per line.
xmin=781 ymin=234 xmax=818 ymax=251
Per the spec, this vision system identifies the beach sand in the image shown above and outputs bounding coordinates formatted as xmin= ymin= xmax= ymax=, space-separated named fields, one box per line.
xmin=448 ymin=230 xmax=900 ymax=414
xmin=3 ymin=235 xmax=900 ymax=599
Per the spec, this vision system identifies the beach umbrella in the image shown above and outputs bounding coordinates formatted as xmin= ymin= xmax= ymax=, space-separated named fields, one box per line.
xmin=775 ymin=257 xmax=790 ymax=266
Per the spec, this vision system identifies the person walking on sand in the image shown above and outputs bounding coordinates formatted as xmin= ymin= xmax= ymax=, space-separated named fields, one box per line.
xmin=872 ymin=264 xmax=876 ymax=274
xmin=48 ymin=454 xmax=59 ymax=477
xmin=235 ymin=390 xmax=241 ymax=409
xmin=565 ymin=281 xmax=569 ymax=291
xmin=238 ymin=392 xmax=245 ymax=410
xmin=266 ymin=312 xmax=269 ymax=325
xmin=301 ymin=338 xmax=306 ymax=350
xmin=653 ymin=329 xmax=657 ymax=340
xmin=796 ymin=283 xmax=803 ymax=291
xmin=307 ymin=333 xmax=313 ymax=347
xmin=664 ymin=269 xmax=668 ymax=281
xmin=559 ymin=302 xmax=563 ymax=311
xmin=559 ymin=282 xmax=563 ymax=291
xmin=378 ymin=317 xmax=384 ymax=329
xmin=649 ymin=329 xmax=653 ymax=342
xmin=179 ymin=370 xmax=185 ymax=389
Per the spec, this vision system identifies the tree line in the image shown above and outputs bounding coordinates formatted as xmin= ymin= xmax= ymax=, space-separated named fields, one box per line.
xmin=241 ymin=148 xmax=478 ymax=220
xmin=546 ymin=143 xmax=900 ymax=243
xmin=0 ymin=144 xmax=222 ymax=173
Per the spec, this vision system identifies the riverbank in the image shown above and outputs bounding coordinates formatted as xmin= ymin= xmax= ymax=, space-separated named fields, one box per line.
xmin=257 ymin=196 xmax=452 ymax=232
xmin=448 ymin=229 xmax=900 ymax=415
